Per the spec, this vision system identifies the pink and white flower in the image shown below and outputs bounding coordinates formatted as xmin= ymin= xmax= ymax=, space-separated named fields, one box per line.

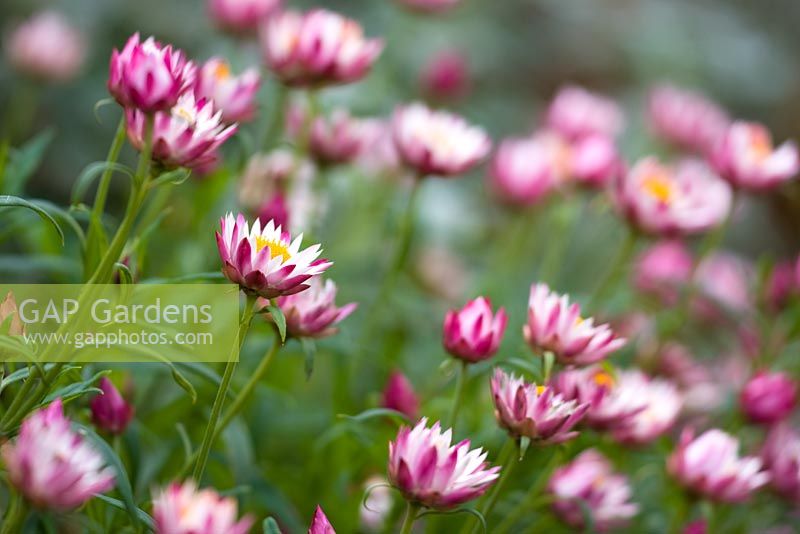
xmin=195 ymin=58 xmax=260 ymax=123
xmin=488 ymin=134 xmax=563 ymax=206
xmin=152 ymin=481 xmax=253 ymax=534
xmin=1 ymin=399 xmax=115 ymax=510
xmin=308 ymin=505 xmax=336 ymax=534
xmin=208 ymin=0 xmax=281 ymax=33
xmin=388 ymin=418 xmax=500 ymax=509
xmin=382 ymin=370 xmax=420 ymax=421
xmin=692 ymin=252 xmax=752 ymax=320
xmin=633 ymin=240 xmax=693 ymax=305
xmin=545 ymin=85 xmax=624 ymax=141
xmin=355 ymin=119 xmax=401 ymax=176
xmin=108 ymin=33 xmax=195 ymax=113
xmin=609 ymin=374 xmax=682 ymax=445
xmin=420 ymin=50 xmax=469 ymax=102
xmin=443 ymin=296 xmax=507 ymax=363
xmin=268 ymin=277 xmax=356 ymax=338
xmin=668 ymin=428 xmax=769 ymax=503
xmin=740 ymin=371 xmax=796 ymax=425
xmin=309 ymin=110 xmax=367 ymax=165
xmin=238 ymin=150 xmax=297 ymax=210
xmin=761 ymin=424 xmax=800 ymax=504
xmin=261 ymin=9 xmax=383 ymax=87
xmin=392 ymin=102 xmax=491 ymax=177
xmin=491 ymin=368 xmax=589 ymax=444
xmin=396 ymin=0 xmax=461 ymax=13
xmin=524 ymin=283 xmax=626 ymax=366
xmin=360 ymin=476 xmax=393 ymax=532
xmin=90 ymin=377 xmax=134 ymax=435
xmin=5 ymin=11 xmax=86 ymax=83
xmin=569 ymin=133 xmax=623 ymax=188
xmin=216 ymin=213 xmax=331 ymax=298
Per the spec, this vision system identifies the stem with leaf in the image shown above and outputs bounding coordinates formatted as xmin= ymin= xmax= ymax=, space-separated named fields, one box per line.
xmin=399 ymin=502 xmax=420 ymax=534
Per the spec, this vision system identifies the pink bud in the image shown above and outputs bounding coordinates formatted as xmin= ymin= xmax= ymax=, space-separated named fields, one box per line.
xmin=381 ymin=371 xmax=419 ymax=421
xmin=420 ymin=50 xmax=469 ymax=103
xmin=6 ymin=11 xmax=86 ymax=83
xmin=740 ymin=371 xmax=796 ymax=425
xmin=90 ymin=377 xmax=134 ymax=434
xmin=443 ymin=297 xmax=507 ymax=363
xmin=309 ymin=505 xmax=336 ymax=534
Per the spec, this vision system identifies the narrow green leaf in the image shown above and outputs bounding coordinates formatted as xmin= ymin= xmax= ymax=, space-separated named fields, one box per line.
xmin=301 ymin=337 xmax=315 ymax=380
xmin=71 ymin=161 xmax=134 ymax=205
xmin=94 ymin=494 xmax=154 ymax=529
xmin=114 ymin=262 xmax=134 ymax=285
xmin=0 ymin=195 xmax=64 ymax=244
xmin=266 ymin=305 xmax=287 ymax=343
xmin=3 ymin=129 xmax=54 ymax=195
xmin=140 ymin=272 xmax=225 ymax=284
xmin=171 ymin=366 xmax=198 ymax=404
xmin=29 ymin=199 xmax=86 ymax=246
xmin=262 ymin=517 xmax=281 ymax=534
xmin=41 ymin=370 xmax=110 ymax=406
xmin=338 ymin=408 xmax=410 ymax=425
xmin=148 ymin=168 xmax=191 ymax=189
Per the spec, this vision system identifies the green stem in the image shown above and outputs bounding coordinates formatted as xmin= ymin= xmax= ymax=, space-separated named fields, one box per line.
xmin=587 ymin=227 xmax=638 ymax=310
xmin=399 ymin=502 xmax=420 ymax=534
xmin=91 ymin=115 xmax=127 ymax=221
xmin=463 ymin=439 xmax=518 ymax=534
xmin=262 ymin=84 xmax=288 ymax=152
xmin=0 ymin=487 xmax=25 ymax=534
xmin=391 ymin=178 xmax=423 ymax=277
xmin=447 ymin=361 xmax=468 ymax=430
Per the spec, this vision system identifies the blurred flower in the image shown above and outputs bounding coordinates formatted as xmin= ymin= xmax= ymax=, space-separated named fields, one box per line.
xmin=443 ymin=296 xmax=507 ymax=363
xmin=354 ymin=119 xmax=401 ymax=176
xmin=414 ymin=245 xmax=470 ymax=302
xmin=712 ymin=122 xmax=800 ymax=191
xmin=360 ymin=476 xmax=393 ymax=532
xmin=261 ymin=9 xmax=383 ymax=87
xmin=208 ymin=0 xmax=281 ymax=34
xmin=524 ymin=283 xmax=626 ymax=366
xmin=126 ymin=93 xmax=236 ymax=170
xmin=0 ymin=291 xmax=25 ymax=335
xmin=609 ymin=374 xmax=682 ymax=445
xmin=420 ymin=50 xmax=469 ymax=102
xmin=388 ymin=418 xmax=499 ymax=509
xmin=633 ymin=240 xmax=693 ymax=305
xmin=195 ymin=58 xmax=260 ymax=123
xmin=740 ymin=371 xmax=796 ymax=425
xmin=555 ymin=367 xmax=647 ymax=430
xmin=90 ymin=377 xmax=134 ymax=435
xmin=683 ymin=520 xmax=708 ymax=534
xmin=152 ymin=481 xmax=253 ymax=534
xmin=613 ymin=157 xmax=732 ymax=236
xmin=309 ymin=505 xmax=336 ymax=534
xmin=549 ymin=449 xmax=638 ymax=531
xmin=764 ymin=260 xmax=798 ymax=312
xmin=268 ymin=277 xmax=356 ymax=338
xmin=109 ymin=33 xmax=195 ymax=114
xmin=238 ymin=150 xmax=296 ymax=210
xmin=309 ymin=110 xmax=366 ymax=166
xmin=392 ymin=102 xmax=491 ymax=177
xmin=381 ymin=370 xmax=420 ymax=421
xmin=5 ymin=11 xmax=86 ymax=83
xmin=655 ymin=344 xmax=723 ymax=416
xmin=569 ymin=134 xmax=622 ymax=188
xmin=1 ymin=399 xmax=115 ymax=510
xmin=545 ymin=85 xmax=624 ymax=141
xmin=761 ymin=424 xmax=800 ymax=504
xmin=692 ymin=252 xmax=752 ymax=320
xmin=488 ymin=134 xmax=562 ymax=206
xmin=258 ymin=192 xmax=290 ymax=230
xmin=646 ymin=84 xmax=729 ymax=155
xmin=216 ymin=213 xmax=331 ymax=298
xmin=668 ymin=428 xmax=769 ymax=503
xmin=491 ymin=368 xmax=588 ymax=444
xmin=396 ymin=0 xmax=461 ymax=13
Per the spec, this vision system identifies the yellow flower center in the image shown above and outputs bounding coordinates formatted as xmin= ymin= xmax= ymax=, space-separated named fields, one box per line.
xmin=592 ymin=371 xmax=615 ymax=388
xmin=641 ymin=172 xmax=674 ymax=204
xmin=536 ymin=385 xmax=546 ymax=395
xmin=749 ymin=130 xmax=773 ymax=162
xmin=213 ymin=61 xmax=231 ymax=80
xmin=173 ymin=106 xmax=196 ymax=126
xmin=255 ymin=236 xmax=292 ymax=262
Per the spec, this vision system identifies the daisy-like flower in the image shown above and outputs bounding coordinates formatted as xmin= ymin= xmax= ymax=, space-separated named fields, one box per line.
xmin=442 ymin=296 xmax=507 ymax=363
xmin=216 ymin=213 xmax=332 ymax=299
xmin=608 ymin=373 xmax=682 ymax=445
xmin=308 ymin=505 xmax=337 ymax=534
xmin=1 ymin=399 xmax=115 ymax=510
xmin=545 ymin=85 xmax=625 ymax=141
xmin=613 ymin=157 xmax=733 ymax=236
xmin=152 ymin=480 xmax=253 ymax=534
xmin=5 ymin=11 xmax=86 ymax=83
xmin=388 ymin=418 xmax=500 ymax=509
xmin=392 ymin=102 xmax=491 ymax=177
xmin=108 ymin=33 xmax=195 ymax=114
xmin=524 ymin=283 xmax=626 ymax=366
xmin=488 ymin=134 xmax=564 ymax=206
xmin=668 ymin=428 xmax=769 ymax=503
xmin=309 ymin=110 xmax=367 ymax=166
xmin=195 ymin=58 xmax=261 ymax=124
xmin=208 ymin=0 xmax=281 ymax=34
xmin=491 ymin=368 xmax=589 ymax=444
xmin=261 ymin=9 xmax=383 ymax=87
xmin=126 ymin=93 xmax=237 ymax=170
xmin=267 ymin=277 xmax=357 ymax=338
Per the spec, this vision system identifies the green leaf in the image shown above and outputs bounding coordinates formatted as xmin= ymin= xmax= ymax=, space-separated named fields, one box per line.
xmin=266 ymin=305 xmax=287 ymax=343
xmin=519 ymin=436 xmax=531 ymax=460
xmin=148 ymin=168 xmax=191 ymax=189
xmin=94 ymin=494 xmax=154 ymax=530
xmin=114 ymin=262 xmax=134 ymax=285
xmin=301 ymin=337 xmax=316 ymax=380
xmin=2 ymin=129 xmax=54 ymax=195
xmin=92 ymin=98 xmax=116 ymax=124
xmin=416 ymin=508 xmax=487 ymax=533
xmin=140 ymin=272 xmax=225 ymax=284
xmin=41 ymin=370 xmax=110 ymax=406
xmin=28 ymin=199 xmax=86 ymax=246
xmin=0 ymin=195 xmax=64 ymax=244
xmin=262 ymin=517 xmax=282 ymax=534
xmin=171 ymin=366 xmax=197 ymax=404
xmin=173 ymin=362 xmax=236 ymax=400
xmin=71 ymin=161 xmax=134 ymax=205
xmin=338 ymin=408 xmax=410 ymax=425
xmin=83 ymin=214 xmax=109 ymax=280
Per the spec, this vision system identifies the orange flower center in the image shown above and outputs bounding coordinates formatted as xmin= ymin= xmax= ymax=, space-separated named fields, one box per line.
xmin=749 ymin=130 xmax=774 ymax=162
xmin=255 ymin=236 xmax=292 ymax=262
xmin=213 ymin=61 xmax=231 ymax=80
xmin=641 ymin=172 xmax=674 ymax=204
xmin=536 ymin=385 xmax=546 ymax=395
xmin=592 ymin=371 xmax=615 ymax=388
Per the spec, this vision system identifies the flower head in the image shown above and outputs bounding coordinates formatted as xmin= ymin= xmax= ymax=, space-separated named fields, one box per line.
xmin=420 ymin=50 xmax=469 ymax=102
xmin=443 ymin=297 xmax=506 ymax=363
xmin=545 ymin=85 xmax=624 ymax=140
xmin=90 ymin=377 xmax=134 ymax=435
xmin=761 ymin=424 xmax=800 ymax=504
xmin=382 ymin=371 xmax=420 ymax=421
xmin=764 ymin=260 xmax=798 ymax=312
xmin=309 ymin=505 xmax=336 ymax=534
xmin=388 ymin=418 xmax=499 ymax=509
xmin=6 ymin=11 xmax=86 ymax=83
xmin=153 ymin=480 xmax=253 ymax=534
xmin=268 ymin=277 xmax=356 ymax=338
xmin=208 ymin=0 xmax=281 ymax=33
xmin=195 ymin=58 xmax=260 ymax=123
xmin=309 ymin=110 xmax=367 ymax=165
xmin=1 ymin=399 xmax=115 ymax=509
xmin=569 ymin=134 xmax=623 ymax=188
xmin=608 ymin=374 xmax=682 ymax=445
xmin=633 ymin=240 xmax=693 ymax=305
xmin=216 ymin=213 xmax=332 ymax=298
xmin=740 ymin=371 xmax=796 ymax=425
xmin=489 ymin=134 xmax=562 ymax=206
xmin=646 ymin=84 xmax=730 ymax=154
xmin=692 ymin=252 xmax=752 ymax=320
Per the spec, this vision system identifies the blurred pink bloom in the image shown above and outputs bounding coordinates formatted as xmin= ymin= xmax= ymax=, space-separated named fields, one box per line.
xmin=545 ymin=85 xmax=624 ymax=141
xmin=109 ymin=33 xmax=195 ymax=114
xmin=524 ymin=283 xmax=626 ymax=366
xmin=488 ymin=134 xmax=562 ymax=206
xmin=269 ymin=277 xmax=356 ymax=338
xmin=6 ymin=11 xmax=86 ymax=83
xmin=309 ymin=110 xmax=366 ymax=165
xmin=613 ymin=157 xmax=732 ymax=236
xmin=208 ymin=0 xmax=281 ymax=33
xmin=388 ymin=418 xmax=499 ymax=509
xmin=396 ymin=0 xmax=461 ymax=14
xmin=443 ymin=296 xmax=507 ymax=363
xmin=261 ymin=9 xmax=383 ymax=87
xmin=761 ymin=424 xmax=800 ymax=504
xmin=414 ymin=246 xmax=470 ymax=302
xmin=216 ymin=213 xmax=331 ymax=298
xmin=1 ymin=399 xmax=115 ymax=510
xmin=126 ymin=93 xmax=236 ymax=170
xmin=555 ymin=367 xmax=647 ymax=430
xmin=569 ymin=133 xmax=623 ymax=188
xmin=633 ymin=240 xmax=693 ymax=305
xmin=692 ymin=252 xmax=752 ymax=320
xmin=90 ymin=377 xmax=134 ymax=435
xmin=153 ymin=481 xmax=253 ymax=534
xmin=764 ymin=260 xmax=798 ymax=312
xmin=195 ymin=58 xmax=260 ymax=123
xmin=683 ymin=520 xmax=708 ymax=534
xmin=381 ymin=371 xmax=420 ymax=421
xmin=549 ymin=449 xmax=638 ymax=531
xmin=420 ymin=50 xmax=469 ymax=102
xmin=392 ymin=102 xmax=491 ymax=177
xmin=656 ymin=344 xmax=724 ymax=416
xmin=740 ymin=371 xmax=796 ymax=425
xmin=258 ymin=192 xmax=290 ymax=230
xmin=355 ymin=119 xmax=401 ymax=176
xmin=608 ymin=374 xmax=682 ymax=445
xmin=238 ymin=150 xmax=296 ymax=210
xmin=309 ymin=505 xmax=336 ymax=534
xmin=647 ymin=84 xmax=730 ymax=155
xmin=668 ymin=428 xmax=769 ymax=503
xmin=360 ymin=476 xmax=392 ymax=532
xmin=712 ymin=122 xmax=800 ymax=191
xmin=491 ymin=368 xmax=588 ymax=444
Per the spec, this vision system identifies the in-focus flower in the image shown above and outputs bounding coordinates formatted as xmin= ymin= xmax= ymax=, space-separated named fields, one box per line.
xmin=712 ymin=122 xmax=800 ymax=191
xmin=208 ymin=0 xmax=281 ymax=34
xmin=0 ymin=291 xmax=25 ymax=335
xmin=545 ymin=85 xmax=624 ymax=141
xmin=360 ymin=476 xmax=393 ymax=532
xmin=267 ymin=277 xmax=356 ymax=338
xmin=381 ymin=370 xmax=420 ymax=421
xmin=195 ymin=58 xmax=260 ymax=123
xmin=488 ymin=134 xmax=562 ymax=206
xmin=420 ymin=50 xmax=469 ymax=102
xmin=108 ymin=33 xmax=195 ymax=114
xmin=692 ymin=252 xmax=752 ymax=320
xmin=126 ymin=93 xmax=236 ymax=170
xmin=216 ymin=213 xmax=331 ymax=298
xmin=633 ymin=240 xmax=693 ymax=305
xmin=613 ymin=157 xmax=732 ymax=236
xmin=152 ymin=481 xmax=253 ymax=534
xmin=309 ymin=110 xmax=366 ymax=165
xmin=646 ymin=84 xmax=729 ymax=155
xmin=392 ymin=102 xmax=491 ymax=177
xmin=740 ymin=371 xmax=796 ymax=425
xmin=1 ymin=399 xmax=115 ymax=509
xmin=491 ymin=368 xmax=588 ymax=444
xmin=764 ymin=260 xmax=798 ymax=312
xmin=761 ymin=424 xmax=800 ymax=504
xmin=443 ymin=297 xmax=506 ymax=363
xmin=524 ymin=283 xmax=626 ymax=366
xmin=261 ymin=9 xmax=383 ymax=87
xmin=396 ymin=0 xmax=461 ymax=13
xmin=668 ymin=428 xmax=769 ymax=502
xmin=5 ymin=11 xmax=86 ymax=83
xmin=608 ymin=374 xmax=682 ymax=445
xmin=549 ymin=449 xmax=638 ymax=531
xmin=309 ymin=505 xmax=336 ymax=534
xmin=90 ymin=377 xmax=134 ymax=435
xmin=388 ymin=418 xmax=499 ymax=509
